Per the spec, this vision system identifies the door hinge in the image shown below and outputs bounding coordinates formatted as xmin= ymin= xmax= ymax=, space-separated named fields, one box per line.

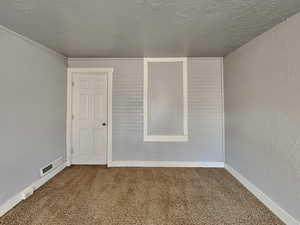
xmin=71 ymin=147 xmax=74 ymax=154
xmin=72 ymin=114 xmax=75 ymax=120
xmin=72 ymin=81 xmax=75 ymax=86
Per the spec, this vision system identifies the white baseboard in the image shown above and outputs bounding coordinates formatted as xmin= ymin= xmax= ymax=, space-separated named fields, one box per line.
xmin=0 ymin=162 xmax=67 ymax=217
xmin=109 ymin=161 xmax=224 ymax=168
xmin=225 ymin=164 xmax=300 ymax=225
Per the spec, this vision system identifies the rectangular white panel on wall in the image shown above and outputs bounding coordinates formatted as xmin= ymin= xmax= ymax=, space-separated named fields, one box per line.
xmin=144 ymin=58 xmax=188 ymax=142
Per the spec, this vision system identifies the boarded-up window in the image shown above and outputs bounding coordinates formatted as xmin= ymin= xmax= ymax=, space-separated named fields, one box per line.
xmin=144 ymin=58 xmax=188 ymax=142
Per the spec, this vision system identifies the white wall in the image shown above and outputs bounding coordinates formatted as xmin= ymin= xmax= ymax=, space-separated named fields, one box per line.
xmin=224 ymin=12 xmax=300 ymax=222
xmin=69 ymin=58 xmax=224 ymax=164
xmin=0 ymin=26 xmax=67 ymax=207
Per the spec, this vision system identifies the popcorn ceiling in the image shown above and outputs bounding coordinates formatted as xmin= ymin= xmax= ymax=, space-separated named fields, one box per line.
xmin=0 ymin=0 xmax=299 ymax=57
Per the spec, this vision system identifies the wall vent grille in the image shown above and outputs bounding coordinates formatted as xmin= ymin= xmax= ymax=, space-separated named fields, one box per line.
xmin=40 ymin=157 xmax=63 ymax=177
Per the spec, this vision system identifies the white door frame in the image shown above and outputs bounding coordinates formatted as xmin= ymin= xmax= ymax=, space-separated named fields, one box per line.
xmin=66 ymin=68 xmax=113 ymax=166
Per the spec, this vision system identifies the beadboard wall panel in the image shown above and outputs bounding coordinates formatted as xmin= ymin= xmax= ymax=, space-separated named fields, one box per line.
xmin=68 ymin=58 xmax=223 ymax=162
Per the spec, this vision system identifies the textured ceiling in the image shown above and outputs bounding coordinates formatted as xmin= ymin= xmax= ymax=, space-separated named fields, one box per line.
xmin=0 ymin=0 xmax=300 ymax=57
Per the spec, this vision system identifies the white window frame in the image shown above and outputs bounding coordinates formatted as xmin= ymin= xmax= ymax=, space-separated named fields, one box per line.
xmin=143 ymin=57 xmax=188 ymax=142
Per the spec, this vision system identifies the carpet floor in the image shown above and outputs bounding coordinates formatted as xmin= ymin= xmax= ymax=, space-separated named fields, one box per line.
xmin=0 ymin=166 xmax=284 ymax=225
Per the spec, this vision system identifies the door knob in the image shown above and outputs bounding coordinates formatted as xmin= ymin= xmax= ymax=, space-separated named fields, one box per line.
xmin=102 ymin=123 xmax=107 ymax=126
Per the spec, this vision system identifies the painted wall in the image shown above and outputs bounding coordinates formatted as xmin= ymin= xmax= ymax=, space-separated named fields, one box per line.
xmin=69 ymin=58 xmax=224 ymax=162
xmin=224 ymin=12 xmax=300 ymax=221
xmin=0 ymin=27 xmax=67 ymax=206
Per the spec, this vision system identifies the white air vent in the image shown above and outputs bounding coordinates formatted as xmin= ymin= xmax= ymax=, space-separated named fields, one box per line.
xmin=40 ymin=157 xmax=63 ymax=177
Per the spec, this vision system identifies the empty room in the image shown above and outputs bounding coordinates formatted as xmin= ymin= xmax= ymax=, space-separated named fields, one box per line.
xmin=0 ymin=0 xmax=300 ymax=224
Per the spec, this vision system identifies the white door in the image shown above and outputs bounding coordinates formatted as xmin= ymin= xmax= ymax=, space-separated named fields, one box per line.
xmin=71 ymin=73 xmax=108 ymax=164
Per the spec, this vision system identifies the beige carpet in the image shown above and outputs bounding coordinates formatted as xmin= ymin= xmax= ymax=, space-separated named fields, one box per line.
xmin=0 ymin=166 xmax=284 ymax=225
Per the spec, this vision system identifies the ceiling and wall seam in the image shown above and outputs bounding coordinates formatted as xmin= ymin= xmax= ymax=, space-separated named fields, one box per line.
xmin=0 ymin=24 xmax=67 ymax=60
xmin=223 ymin=17 xmax=291 ymax=57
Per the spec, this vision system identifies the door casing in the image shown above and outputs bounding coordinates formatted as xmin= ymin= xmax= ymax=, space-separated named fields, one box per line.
xmin=66 ymin=68 xmax=113 ymax=166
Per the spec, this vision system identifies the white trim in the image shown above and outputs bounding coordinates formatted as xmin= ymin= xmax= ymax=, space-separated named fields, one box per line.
xmin=183 ymin=58 xmax=188 ymax=137
xmin=144 ymin=57 xmax=188 ymax=62
xmin=143 ymin=59 xmax=148 ymax=141
xmin=189 ymin=57 xmax=224 ymax=61
xmin=0 ymin=25 xmax=66 ymax=59
xmin=109 ymin=161 xmax=224 ymax=168
xmin=144 ymin=136 xmax=188 ymax=142
xmin=143 ymin=57 xmax=188 ymax=142
xmin=107 ymin=71 xmax=113 ymax=167
xmin=225 ymin=164 xmax=300 ymax=225
xmin=66 ymin=70 xmax=72 ymax=166
xmin=67 ymin=68 xmax=114 ymax=73
xmin=66 ymin=68 xmax=113 ymax=166
xmin=0 ymin=162 xmax=66 ymax=217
